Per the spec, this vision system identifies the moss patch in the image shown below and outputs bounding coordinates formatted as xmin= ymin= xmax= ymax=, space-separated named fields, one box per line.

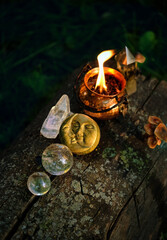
xmin=102 ymin=147 xmax=116 ymax=159
xmin=120 ymin=147 xmax=148 ymax=172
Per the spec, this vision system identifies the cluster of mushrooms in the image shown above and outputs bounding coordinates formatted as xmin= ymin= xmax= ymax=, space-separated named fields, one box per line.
xmin=144 ymin=116 xmax=167 ymax=149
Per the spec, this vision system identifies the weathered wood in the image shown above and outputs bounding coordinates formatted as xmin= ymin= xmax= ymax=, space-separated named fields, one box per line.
xmin=0 ymin=67 xmax=83 ymax=240
xmin=108 ymin=142 xmax=167 ymax=240
xmin=143 ymin=80 xmax=167 ymax=122
xmin=0 ymin=68 xmax=166 ymax=240
xmin=106 ymin=80 xmax=167 ymax=240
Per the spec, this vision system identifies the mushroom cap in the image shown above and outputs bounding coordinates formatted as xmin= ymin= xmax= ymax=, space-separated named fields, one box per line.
xmin=148 ymin=116 xmax=162 ymax=126
xmin=156 ymin=137 xmax=161 ymax=146
xmin=144 ymin=123 xmax=156 ymax=135
xmin=154 ymin=123 xmax=167 ymax=142
xmin=135 ymin=53 xmax=146 ymax=63
xmin=147 ymin=136 xmax=157 ymax=149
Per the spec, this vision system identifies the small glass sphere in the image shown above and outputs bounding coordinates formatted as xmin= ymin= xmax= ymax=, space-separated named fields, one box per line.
xmin=27 ymin=172 xmax=51 ymax=196
xmin=42 ymin=143 xmax=73 ymax=175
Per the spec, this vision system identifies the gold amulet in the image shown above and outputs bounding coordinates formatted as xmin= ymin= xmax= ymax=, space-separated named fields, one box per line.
xmin=60 ymin=113 xmax=100 ymax=155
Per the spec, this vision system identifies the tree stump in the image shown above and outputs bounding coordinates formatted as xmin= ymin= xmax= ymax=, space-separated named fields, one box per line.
xmin=0 ymin=68 xmax=167 ymax=240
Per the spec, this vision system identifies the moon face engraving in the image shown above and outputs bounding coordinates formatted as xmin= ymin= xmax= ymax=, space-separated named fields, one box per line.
xmin=60 ymin=114 xmax=100 ymax=155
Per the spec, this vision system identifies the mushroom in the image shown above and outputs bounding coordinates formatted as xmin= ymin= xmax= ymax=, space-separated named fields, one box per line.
xmin=147 ymin=136 xmax=157 ymax=149
xmin=154 ymin=123 xmax=167 ymax=142
xmin=148 ymin=116 xmax=162 ymax=126
xmin=144 ymin=115 xmax=166 ymax=149
xmin=144 ymin=123 xmax=156 ymax=136
xmin=156 ymin=137 xmax=161 ymax=146
xmin=135 ymin=53 xmax=146 ymax=63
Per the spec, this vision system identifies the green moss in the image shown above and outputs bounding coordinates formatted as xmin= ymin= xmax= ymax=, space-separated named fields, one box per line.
xmin=120 ymin=147 xmax=147 ymax=172
xmin=102 ymin=147 xmax=116 ymax=159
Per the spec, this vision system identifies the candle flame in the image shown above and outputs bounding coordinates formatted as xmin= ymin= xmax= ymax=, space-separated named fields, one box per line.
xmin=95 ymin=50 xmax=116 ymax=93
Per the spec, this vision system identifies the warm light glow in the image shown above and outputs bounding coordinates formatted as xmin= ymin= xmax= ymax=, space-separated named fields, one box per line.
xmin=123 ymin=56 xmax=127 ymax=65
xmin=95 ymin=50 xmax=116 ymax=93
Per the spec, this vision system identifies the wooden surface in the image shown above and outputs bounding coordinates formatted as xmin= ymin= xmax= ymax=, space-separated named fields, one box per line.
xmin=0 ymin=68 xmax=167 ymax=240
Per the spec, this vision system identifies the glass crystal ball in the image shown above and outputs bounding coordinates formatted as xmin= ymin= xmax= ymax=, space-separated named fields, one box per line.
xmin=27 ymin=172 xmax=51 ymax=196
xmin=42 ymin=143 xmax=73 ymax=175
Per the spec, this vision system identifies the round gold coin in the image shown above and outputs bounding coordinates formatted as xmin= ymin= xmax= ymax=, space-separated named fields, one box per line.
xmin=59 ymin=113 xmax=100 ymax=155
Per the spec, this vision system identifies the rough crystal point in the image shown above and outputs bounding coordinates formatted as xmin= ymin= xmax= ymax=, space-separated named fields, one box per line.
xmin=40 ymin=94 xmax=71 ymax=139
xmin=125 ymin=46 xmax=136 ymax=65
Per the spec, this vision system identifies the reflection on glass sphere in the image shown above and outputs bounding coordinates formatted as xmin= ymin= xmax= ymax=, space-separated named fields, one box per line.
xmin=42 ymin=144 xmax=73 ymax=175
xmin=27 ymin=172 xmax=51 ymax=196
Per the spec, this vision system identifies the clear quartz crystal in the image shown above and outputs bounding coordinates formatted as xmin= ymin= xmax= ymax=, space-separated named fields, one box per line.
xmin=42 ymin=144 xmax=73 ymax=175
xmin=40 ymin=94 xmax=72 ymax=139
xmin=27 ymin=172 xmax=51 ymax=196
xmin=125 ymin=46 xmax=136 ymax=65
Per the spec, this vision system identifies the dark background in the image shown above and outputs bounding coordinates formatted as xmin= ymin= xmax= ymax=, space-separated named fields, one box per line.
xmin=0 ymin=0 xmax=167 ymax=143
xmin=0 ymin=0 xmax=167 ymax=142
xmin=1 ymin=0 xmax=167 ymax=151
xmin=0 ymin=0 xmax=167 ymax=238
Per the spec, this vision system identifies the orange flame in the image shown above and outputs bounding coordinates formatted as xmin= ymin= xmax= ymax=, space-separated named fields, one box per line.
xmin=95 ymin=50 xmax=116 ymax=93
